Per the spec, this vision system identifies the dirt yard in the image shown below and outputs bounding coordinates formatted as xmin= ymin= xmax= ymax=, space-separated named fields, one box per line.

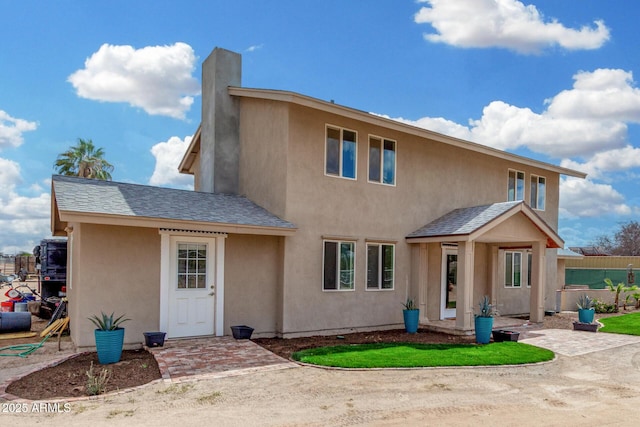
xmin=2 ymin=310 xmax=640 ymax=426
xmin=1 ymin=310 xmax=577 ymax=400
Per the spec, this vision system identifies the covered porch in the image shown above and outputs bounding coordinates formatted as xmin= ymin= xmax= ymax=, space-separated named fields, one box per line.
xmin=420 ymin=315 xmax=534 ymax=336
xmin=407 ymin=201 xmax=563 ymax=333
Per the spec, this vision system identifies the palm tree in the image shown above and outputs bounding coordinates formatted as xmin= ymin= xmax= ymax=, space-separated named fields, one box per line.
xmin=54 ymin=138 xmax=114 ymax=180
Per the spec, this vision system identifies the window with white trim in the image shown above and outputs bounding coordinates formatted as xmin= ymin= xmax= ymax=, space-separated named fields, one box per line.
xmin=504 ymin=250 xmax=534 ymax=288
xmin=366 ymin=243 xmax=395 ymax=290
xmin=507 ymin=169 xmax=524 ymax=201
xmin=326 ymin=126 xmax=357 ymax=179
xmin=504 ymin=251 xmax=522 ymax=288
xmin=323 ymin=240 xmax=355 ymax=290
xmin=368 ymin=136 xmax=396 ymax=185
xmin=530 ymin=175 xmax=546 ymax=210
xmin=177 ymin=243 xmax=207 ymax=289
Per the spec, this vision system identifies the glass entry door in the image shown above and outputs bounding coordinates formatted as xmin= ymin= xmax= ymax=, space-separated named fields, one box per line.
xmin=441 ymin=248 xmax=457 ymax=319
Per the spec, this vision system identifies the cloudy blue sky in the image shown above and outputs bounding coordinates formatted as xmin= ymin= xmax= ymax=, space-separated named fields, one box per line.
xmin=1 ymin=0 xmax=639 ymax=253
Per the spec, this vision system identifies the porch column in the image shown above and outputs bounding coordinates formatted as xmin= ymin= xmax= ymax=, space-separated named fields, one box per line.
xmin=456 ymin=240 xmax=475 ymax=331
xmin=489 ymin=245 xmax=499 ymax=305
xmin=417 ymin=243 xmax=429 ymax=322
xmin=530 ymin=240 xmax=546 ymax=323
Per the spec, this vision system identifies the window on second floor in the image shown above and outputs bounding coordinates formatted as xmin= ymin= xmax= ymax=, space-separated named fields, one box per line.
xmin=326 ymin=126 xmax=357 ymax=179
xmin=366 ymin=243 xmax=395 ymax=290
xmin=368 ymin=136 xmax=396 ymax=185
xmin=507 ymin=169 xmax=525 ymax=201
xmin=530 ymin=175 xmax=546 ymax=210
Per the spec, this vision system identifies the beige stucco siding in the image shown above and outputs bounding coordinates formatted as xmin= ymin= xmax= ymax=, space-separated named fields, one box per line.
xmin=253 ymin=103 xmax=562 ymax=334
xmin=68 ymin=223 xmax=160 ymax=349
xmin=223 ymin=234 xmax=284 ymax=336
xmin=190 ymin=97 xmax=566 ymax=336
xmin=238 ymin=98 xmax=289 ymax=218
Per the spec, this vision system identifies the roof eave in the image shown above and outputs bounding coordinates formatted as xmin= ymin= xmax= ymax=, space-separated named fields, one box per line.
xmin=178 ymin=124 xmax=201 ymax=175
xmin=56 ymin=210 xmax=297 ymax=237
xmin=405 ymin=234 xmax=471 ymax=244
xmin=50 ymin=182 xmax=68 ymax=236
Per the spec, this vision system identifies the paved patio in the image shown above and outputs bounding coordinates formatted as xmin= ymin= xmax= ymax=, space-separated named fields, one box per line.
xmin=423 ymin=315 xmax=533 ymax=335
xmin=147 ymin=336 xmax=298 ymax=382
xmin=147 ymin=324 xmax=640 ymax=383
xmin=519 ymin=328 xmax=640 ymax=356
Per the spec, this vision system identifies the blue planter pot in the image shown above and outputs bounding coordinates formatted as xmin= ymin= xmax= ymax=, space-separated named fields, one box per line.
xmin=95 ymin=328 xmax=125 ymax=364
xmin=578 ymin=308 xmax=595 ymax=324
xmin=403 ymin=309 xmax=420 ymax=334
xmin=474 ymin=316 xmax=494 ymax=344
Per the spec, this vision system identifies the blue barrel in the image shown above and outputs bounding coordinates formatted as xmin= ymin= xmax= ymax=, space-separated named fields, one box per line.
xmin=0 ymin=312 xmax=32 ymax=332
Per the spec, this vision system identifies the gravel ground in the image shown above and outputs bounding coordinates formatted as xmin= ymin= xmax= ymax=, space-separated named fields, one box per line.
xmin=2 ymin=309 xmax=639 ymax=426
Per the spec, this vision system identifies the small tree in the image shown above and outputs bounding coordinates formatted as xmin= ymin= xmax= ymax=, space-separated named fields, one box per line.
xmin=54 ymin=138 xmax=114 ymax=180
xmin=633 ymin=291 xmax=640 ymax=309
xmin=604 ymin=278 xmax=637 ymax=312
xmin=595 ymin=221 xmax=640 ymax=256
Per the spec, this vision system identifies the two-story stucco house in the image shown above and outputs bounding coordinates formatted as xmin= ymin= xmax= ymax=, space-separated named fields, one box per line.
xmin=51 ymin=47 xmax=585 ymax=349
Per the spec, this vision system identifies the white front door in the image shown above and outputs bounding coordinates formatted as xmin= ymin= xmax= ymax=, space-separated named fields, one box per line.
xmin=167 ymin=236 xmax=217 ymax=338
xmin=441 ymin=247 xmax=457 ymax=319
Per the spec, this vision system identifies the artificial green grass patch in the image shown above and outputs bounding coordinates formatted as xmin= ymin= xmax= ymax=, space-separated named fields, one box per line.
xmin=599 ymin=312 xmax=640 ymax=335
xmin=292 ymin=342 xmax=554 ymax=368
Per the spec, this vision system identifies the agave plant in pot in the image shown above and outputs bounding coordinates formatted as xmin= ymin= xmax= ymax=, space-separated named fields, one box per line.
xmin=576 ymin=294 xmax=595 ymax=324
xmin=89 ymin=312 xmax=130 ymax=364
xmin=474 ymin=296 xmax=494 ymax=344
xmin=402 ymin=298 xmax=420 ymax=334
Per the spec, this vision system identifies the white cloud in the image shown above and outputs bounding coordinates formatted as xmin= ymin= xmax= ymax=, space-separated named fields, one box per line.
xmin=468 ymin=101 xmax=626 ymax=157
xmin=0 ymin=158 xmax=51 ymax=254
xmin=68 ymin=43 xmax=201 ymax=120
xmin=414 ymin=0 xmax=610 ymax=54
xmin=560 ymin=146 xmax=640 ymax=180
xmin=393 ymin=100 xmax=626 ymax=158
xmin=559 ymin=178 xmax=631 ymax=219
xmin=0 ymin=157 xmax=23 ymax=198
xmin=391 ymin=69 xmax=638 ymax=159
xmin=246 ymin=44 xmax=264 ymax=52
xmin=558 ymin=223 xmax=604 ymax=248
xmin=382 ymin=114 xmax=473 ymax=141
xmin=0 ymin=110 xmax=37 ymax=150
xmin=149 ymin=135 xmax=194 ymax=189
xmin=546 ymin=69 xmax=640 ymax=122
xmin=384 ymin=68 xmax=640 ymax=222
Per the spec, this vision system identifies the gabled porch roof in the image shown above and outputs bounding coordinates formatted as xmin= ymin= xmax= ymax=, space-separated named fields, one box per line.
xmin=406 ymin=201 xmax=563 ymax=249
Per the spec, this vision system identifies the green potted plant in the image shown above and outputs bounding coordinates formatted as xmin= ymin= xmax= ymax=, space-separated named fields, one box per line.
xmin=474 ymin=295 xmax=494 ymax=344
xmin=402 ymin=298 xmax=420 ymax=334
xmin=89 ymin=312 xmax=129 ymax=364
xmin=576 ymin=294 xmax=595 ymax=324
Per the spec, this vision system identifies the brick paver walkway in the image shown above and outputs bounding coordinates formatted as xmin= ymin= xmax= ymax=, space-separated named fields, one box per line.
xmin=519 ymin=328 xmax=640 ymax=356
xmin=148 ymin=336 xmax=298 ymax=382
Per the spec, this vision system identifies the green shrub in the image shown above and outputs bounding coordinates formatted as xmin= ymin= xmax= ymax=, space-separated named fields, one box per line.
xmin=86 ymin=361 xmax=110 ymax=395
xmin=593 ymin=299 xmax=616 ymax=313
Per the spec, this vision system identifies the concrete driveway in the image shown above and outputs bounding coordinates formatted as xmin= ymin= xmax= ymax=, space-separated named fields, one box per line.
xmin=3 ymin=328 xmax=640 ymax=426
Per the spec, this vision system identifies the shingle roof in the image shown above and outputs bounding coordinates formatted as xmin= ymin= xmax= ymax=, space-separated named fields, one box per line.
xmin=407 ymin=201 xmax=523 ymax=238
xmin=52 ymin=175 xmax=295 ymax=230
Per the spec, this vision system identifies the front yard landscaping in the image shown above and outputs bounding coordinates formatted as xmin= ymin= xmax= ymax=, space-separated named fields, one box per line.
xmin=292 ymin=342 xmax=555 ymax=368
